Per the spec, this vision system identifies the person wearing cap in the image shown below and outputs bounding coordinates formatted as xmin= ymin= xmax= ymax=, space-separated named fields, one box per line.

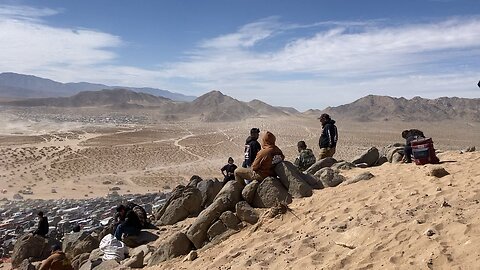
xmin=318 ymin=114 xmax=338 ymax=159
xmin=294 ymin=141 xmax=316 ymax=171
xmin=235 ymin=131 xmax=284 ymax=187
xmin=38 ymin=244 xmax=73 ymax=270
xmin=242 ymin=128 xmax=261 ymax=168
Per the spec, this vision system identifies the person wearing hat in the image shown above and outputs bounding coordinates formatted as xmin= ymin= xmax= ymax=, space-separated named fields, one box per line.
xmin=242 ymin=128 xmax=261 ymax=168
xmin=38 ymin=244 xmax=73 ymax=270
xmin=318 ymin=114 xmax=338 ymax=159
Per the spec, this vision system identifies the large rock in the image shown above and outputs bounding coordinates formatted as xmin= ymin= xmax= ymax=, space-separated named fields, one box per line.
xmin=196 ymin=178 xmax=223 ymax=208
xmin=70 ymin=235 xmax=99 ymax=259
xmin=275 ymin=161 xmax=313 ymax=198
xmin=331 ymin=161 xmax=356 ymax=170
xmin=242 ymin=180 xmax=259 ymax=204
xmin=11 ymin=234 xmax=52 ymax=268
xmin=207 ymin=220 xmax=228 ymax=241
xmin=186 ymin=181 xmax=242 ymax=248
xmin=386 ymin=145 xmax=404 ymax=163
xmin=122 ymin=230 xmax=159 ymax=248
xmin=92 ymin=260 xmax=119 ymax=270
xmin=252 ymin=177 xmax=292 ymax=208
xmin=304 ymin=157 xmax=337 ymax=175
xmin=148 ymin=232 xmax=193 ymax=266
xmin=122 ymin=250 xmax=144 ymax=268
xmin=427 ymin=167 xmax=450 ymax=178
xmin=352 ymin=147 xmax=380 ymax=167
xmin=18 ymin=259 xmax=35 ymax=270
xmin=375 ymin=156 xmax=388 ymax=166
xmin=72 ymin=253 xmax=90 ymax=270
xmin=155 ymin=185 xmax=203 ymax=225
xmin=235 ymin=201 xmax=259 ymax=225
xmin=314 ymin=168 xmax=345 ymax=187
xmin=219 ymin=211 xmax=240 ymax=230
xmin=301 ymin=173 xmax=324 ymax=190
xmin=343 ymin=172 xmax=375 ymax=185
xmin=187 ymin=175 xmax=203 ymax=187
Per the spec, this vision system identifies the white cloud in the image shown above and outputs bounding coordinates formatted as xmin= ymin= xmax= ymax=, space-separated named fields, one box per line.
xmin=0 ymin=5 xmax=478 ymax=110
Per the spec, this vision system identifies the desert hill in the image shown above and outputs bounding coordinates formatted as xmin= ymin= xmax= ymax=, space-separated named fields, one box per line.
xmin=0 ymin=72 xmax=195 ymax=101
xmin=149 ymin=151 xmax=480 ymax=269
xmin=322 ymin=95 xmax=480 ymax=122
xmin=247 ymin=99 xmax=289 ymax=116
xmin=3 ymin=88 xmax=172 ymax=108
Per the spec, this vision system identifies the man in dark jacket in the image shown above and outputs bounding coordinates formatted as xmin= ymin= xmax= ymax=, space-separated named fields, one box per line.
xmin=401 ymin=129 xmax=425 ymax=163
xmin=242 ymin=128 xmax=261 ymax=168
xmin=33 ymin=211 xmax=49 ymax=237
xmin=114 ymin=204 xmax=142 ymax=240
xmin=318 ymin=114 xmax=338 ymax=159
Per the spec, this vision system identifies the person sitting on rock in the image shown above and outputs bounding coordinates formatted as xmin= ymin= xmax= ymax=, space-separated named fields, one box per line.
xmin=401 ymin=129 xmax=425 ymax=163
xmin=221 ymin=157 xmax=237 ymax=184
xmin=33 ymin=211 xmax=49 ymax=237
xmin=235 ymin=131 xmax=284 ymax=187
xmin=38 ymin=244 xmax=73 ymax=270
xmin=114 ymin=204 xmax=142 ymax=240
xmin=294 ymin=141 xmax=316 ymax=172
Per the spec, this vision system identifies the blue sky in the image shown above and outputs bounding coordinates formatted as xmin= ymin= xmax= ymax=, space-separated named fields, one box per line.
xmin=0 ymin=0 xmax=479 ymax=110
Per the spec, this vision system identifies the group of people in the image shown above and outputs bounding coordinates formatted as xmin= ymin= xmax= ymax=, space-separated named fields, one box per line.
xmin=220 ymin=113 xmax=339 ymax=186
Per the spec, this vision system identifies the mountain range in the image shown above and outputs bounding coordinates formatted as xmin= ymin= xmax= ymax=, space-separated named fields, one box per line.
xmin=0 ymin=72 xmax=195 ymax=102
xmin=1 ymin=72 xmax=479 ymax=122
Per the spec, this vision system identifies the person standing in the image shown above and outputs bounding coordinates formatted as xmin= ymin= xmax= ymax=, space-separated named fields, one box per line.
xmin=294 ymin=141 xmax=316 ymax=172
xmin=235 ymin=131 xmax=284 ymax=187
xmin=242 ymin=128 xmax=261 ymax=168
xmin=221 ymin=157 xmax=237 ymax=183
xmin=33 ymin=211 xmax=49 ymax=237
xmin=318 ymin=114 xmax=338 ymax=159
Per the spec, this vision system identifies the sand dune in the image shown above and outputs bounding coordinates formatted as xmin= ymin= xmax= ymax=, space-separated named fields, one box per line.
xmin=148 ymin=151 xmax=480 ymax=270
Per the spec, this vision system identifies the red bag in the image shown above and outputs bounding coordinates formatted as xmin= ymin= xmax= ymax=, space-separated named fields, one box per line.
xmin=411 ymin=138 xmax=440 ymax=165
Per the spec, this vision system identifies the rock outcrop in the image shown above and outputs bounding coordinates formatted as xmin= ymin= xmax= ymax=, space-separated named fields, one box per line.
xmin=251 ymin=177 xmax=292 ymax=208
xmin=275 ymin=161 xmax=313 ymax=198
xmin=155 ymin=185 xmax=203 ymax=225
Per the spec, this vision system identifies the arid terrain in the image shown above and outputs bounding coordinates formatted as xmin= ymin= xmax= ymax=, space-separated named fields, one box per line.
xmin=0 ymin=106 xmax=478 ymax=201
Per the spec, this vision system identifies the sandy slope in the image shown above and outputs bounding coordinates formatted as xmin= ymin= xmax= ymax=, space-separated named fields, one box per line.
xmin=149 ymin=151 xmax=480 ymax=270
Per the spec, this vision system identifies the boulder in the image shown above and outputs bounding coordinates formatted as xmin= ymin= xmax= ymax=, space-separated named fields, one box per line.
xmin=304 ymin=157 xmax=337 ymax=175
xmin=122 ymin=250 xmax=144 ymax=268
xmin=71 ymin=253 xmax=90 ymax=270
xmin=92 ymin=260 xmax=119 ymax=270
xmin=219 ymin=211 xmax=241 ymax=230
xmin=375 ymin=156 xmax=388 ymax=166
xmin=462 ymin=146 xmax=475 ymax=153
xmin=314 ymin=168 xmax=345 ymax=187
xmin=235 ymin=201 xmax=259 ymax=225
xmin=427 ymin=167 xmax=450 ymax=178
xmin=386 ymin=146 xmax=404 ymax=163
xmin=352 ymin=147 xmax=380 ymax=167
xmin=242 ymin=180 xmax=259 ymax=204
xmin=88 ymin=248 xmax=103 ymax=261
xmin=343 ymin=172 xmax=375 ymax=185
xmin=155 ymin=185 xmax=203 ymax=225
xmin=207 ymin=220 xmax=228 ymax=241
xmin=392 ymin=152 xmax=404 ymax=163
xmin=11 ymin=234 xmax=53 ymax=268
xmin=18 ymin=259 xmax=35 ymax=270
xmin=331 ymin=161 xmax=356 ymax=170
xmin=187 ymin=175 xmax=203 ymax=187
xmin=196 ymin=178 xmax=223 ymax=208
xmin=301 ymin=173 xmax=324 ymax=189
xmin=70 ymin=235 xmax=99 ymax=259
xmin=122 ymin=230 xmax=159 ymax=248
xmin=252 ymin=177 xmax=292 ymax=208
xmin=63 ymin=231 xmax=89 ymax=254
xmin=148 ymin=232 xmax=193 ymax=266
xmin=274 ymin=161 xmax=313 ymax=198
xmin=186 ymin=181 xmax=242 ymax=248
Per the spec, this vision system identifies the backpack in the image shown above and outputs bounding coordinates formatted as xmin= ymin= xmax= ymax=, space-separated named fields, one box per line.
xmin=411 ymin=138 xmax=440 ymax=165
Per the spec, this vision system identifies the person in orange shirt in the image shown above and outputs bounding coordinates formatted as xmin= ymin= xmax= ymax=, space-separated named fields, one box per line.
xmin=39 ymin=244 xmax=73 ymax=270
xmin=234 ymin=131 xmax=284 ymax=187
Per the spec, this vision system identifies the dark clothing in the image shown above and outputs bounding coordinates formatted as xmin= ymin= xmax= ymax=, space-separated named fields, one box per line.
xmin=114 ymin=222 xmax=141 ymax=240
xmin=221 ymin=163 xmax=237 ymax=182
xmin=39 ymin=251 xmax=73 ymax=270
xmin=242 ymin=136 xmax=261 ymax=168
xmin=125 ymin=202 xmax=148 ymax=228
xmin=403 ymin=129 xmax=425 ymax=163
xmin=33 ymin=216 xmax=49 ymax=237
xmin=319 ymin=119 xmax=338 ymax=149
